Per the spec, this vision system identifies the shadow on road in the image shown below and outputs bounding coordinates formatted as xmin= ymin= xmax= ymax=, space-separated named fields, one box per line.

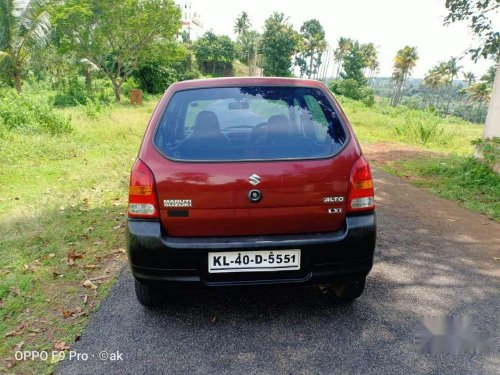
xmin=56 ymin=170 xmax=500 ymax=375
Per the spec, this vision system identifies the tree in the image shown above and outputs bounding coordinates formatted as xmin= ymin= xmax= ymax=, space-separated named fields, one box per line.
xmin=296 ymin=19 xmax=326 ymax=79
xmin=481 ymin=65 xmax=497 ymax=85
xmin=51 ymin=0 xmax=181 ymax=102
xmin=468 ymin=81 xmax=492 ymax=122
xmin=390 ymin=46 xmax=419 ymax=106
xmin=194 ymin=32 xmax=236 ymax=76
xmin=234 ymin=11 xmax=251 ymax=36
xmin=259 ymin=12 xmax=299 ymax=77
xmin=238 ymin=30 xmax=260 ymax=75
xmin=333 ymin=37 xmax=352 ymax=78
xmin=463 ymin=71 xmax=476 ymax=85
xmin=423 ymin=66 xmax=447 ymax=107
xmin=329 ymin=40 xmax=375 ymax=105
xmin=0 ymin=0 xmax=51 ymax=92
xmin=444 ymin=0 xmax=500 ymax=136
xmin=362 ymin=43 xmax=379 ymax=83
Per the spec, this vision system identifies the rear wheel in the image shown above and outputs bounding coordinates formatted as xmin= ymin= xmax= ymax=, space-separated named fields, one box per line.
xmin=134 ymin=279 xmax=164 ymax=308
xmin=331 ymin=277 xmax=366 ymax=301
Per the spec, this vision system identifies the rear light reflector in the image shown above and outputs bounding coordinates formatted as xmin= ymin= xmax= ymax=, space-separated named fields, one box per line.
xmin=350 ymin=197 xmax=374 ymax=209
xmin=128 ymin=159 xmax=159 ymax=219
xmin=129 ymin=203 xmax=156 ymax=216
xmin=348 ymin=156 xmax=375 ymax=213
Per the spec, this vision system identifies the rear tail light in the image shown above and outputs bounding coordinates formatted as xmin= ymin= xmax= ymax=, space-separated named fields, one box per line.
xmin=347 ymin=156 xmax=375 ymax=212
xmin=128 ymin=159 xmax=159 ymax=219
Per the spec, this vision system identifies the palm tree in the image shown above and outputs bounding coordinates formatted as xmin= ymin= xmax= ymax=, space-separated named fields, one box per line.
xmin=423 ymin=66 xmax=447 ymax=107
xmin=390 ymin=46 xmax=419 ymax=106
xmin=234 ymin=11 xmax=251 ymax=36
xmin=361 ymin=43 xmax=379 ymax=83
xmin=333 ymin=37 xmax=352 ymax=79
xmin=0 ymin=0 xmax=51 ymax=92
xmin=443 ymin=57 xmax=462 ymax=114
xmin=463 ymin=71 xmax=476 ymax=86
xmin=299 ymin=19 xmax=326 ymax=79
xmin=468 ymin=82 xmax=492 ymax=123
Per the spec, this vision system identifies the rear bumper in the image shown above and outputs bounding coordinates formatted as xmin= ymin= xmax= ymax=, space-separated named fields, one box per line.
xmin=127 ymin=213 xmax=376 ymax=288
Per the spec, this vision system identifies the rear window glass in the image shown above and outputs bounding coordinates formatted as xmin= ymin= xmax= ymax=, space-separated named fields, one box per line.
xmin=154 ymin=86 xmax=347 ymax=161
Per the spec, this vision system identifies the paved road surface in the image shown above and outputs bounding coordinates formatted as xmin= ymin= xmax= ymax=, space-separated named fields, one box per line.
xmin=57 ymin=169 xmax=500 ymax=375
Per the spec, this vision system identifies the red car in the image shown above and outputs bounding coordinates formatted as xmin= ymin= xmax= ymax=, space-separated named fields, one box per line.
xmin=127 ymin=77 xmax=376 ymax=307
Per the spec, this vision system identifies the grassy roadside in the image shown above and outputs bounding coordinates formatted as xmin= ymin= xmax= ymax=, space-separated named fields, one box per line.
xmin=385 ymin=155 xmax=499 ymax=221
xmin=0 ymin=101 xmax=155 ymax=374
xmin=0 ymin=93 xmax=495 ymax=373
xmin=337 ymin=97 xmax=498 ymax=221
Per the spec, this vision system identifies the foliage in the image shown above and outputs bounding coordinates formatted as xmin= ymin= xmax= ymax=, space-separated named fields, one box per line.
xmin=296 ymin=19 xmax=326 ymax=78
xmin=391 ymin=45 xmax=419 ymax=106
xmin=259 ymin=12 xmax=299 ymax=77
xmin=0 ymin=90 xmax=71 ymax=134
xmin=51 ymin=0 xmax=181 ymax=102
xmin=389 ymin=156 xmax=500 ymax=220
xmin=481 ymin=64 xmax=497 ymax=84
xmin=329 ymin=79 xmax=374 ymax=106
xmin=193 ymin=32 xmax=236 ymax=76
xmin=236 ymin=29 xmax=260 ymax=75
xmin=234 ymin=11 xmax=251 ymax=36
xmin=133 ymin=43 xmax=196 ymax=94
xmin=329 ymin=40 xmax=375 ymax=105
xmin=394 ymin=116 xmax=451 ymax=145
xmin=0 ymin=0 xmax=52 ymax=92
xmin=472 ymin=137 xmax=500 ymax=168
xmin=444 ymin=0 xmax=500 ymax=60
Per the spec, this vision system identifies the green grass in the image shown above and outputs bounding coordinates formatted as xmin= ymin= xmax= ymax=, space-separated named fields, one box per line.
xmin=385 ymin=156 xmax=500 ymax=221
xmin=0 ymin=92 xmax=493 ymax=373
xmin=0 ymin=102 xmax=154 ymax=374
xmin=338 ymin=96 xmax=483 ymax=155
xmin=336 ymin=96 xmax=497 ymax=220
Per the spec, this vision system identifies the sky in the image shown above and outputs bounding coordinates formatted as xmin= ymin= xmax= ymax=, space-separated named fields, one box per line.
xmin=189 ymin=0 xmax=500 ymax=79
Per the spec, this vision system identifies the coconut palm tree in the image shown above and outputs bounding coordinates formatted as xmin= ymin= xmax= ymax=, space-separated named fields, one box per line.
xmin=390 ymin=46 xmax=419 ymax=106
xmin=463 ymin=71 xmax=476 ymax=86
xmin=234 ymin=11 xmax=251 ymax=37
xmin=423 ymin=66 xmax=447 ymax=107
xmin=333 ymin=37 xmax=352 ymax=79
xmin=442 ymin=57 xmax=462 ymax=114
xmin=0 ymin=0 xmax=51 ymax=92
xmin=299 ymin=19 xmax=326 ymax=79
xmin=468 ymin=81 xmax=492 ymax=123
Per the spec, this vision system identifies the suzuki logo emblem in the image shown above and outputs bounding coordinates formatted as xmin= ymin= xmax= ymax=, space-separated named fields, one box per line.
xmin=248 ymin=174 xmax=261 ymax=186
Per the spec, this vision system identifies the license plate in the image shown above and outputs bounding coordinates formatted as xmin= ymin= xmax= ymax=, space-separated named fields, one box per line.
xmin=208 ymin=249 xmax=301 ymax=273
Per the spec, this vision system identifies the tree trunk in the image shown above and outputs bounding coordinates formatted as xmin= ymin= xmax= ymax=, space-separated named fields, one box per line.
xmin=84 ymin=68 xmax=92 ymax=90
xmin=483 ymin=61 xmax=500 ymax=138
xmin=308 ymin=49 xmax=314 ymax=79
xmin=111 ymin=78 xmax=121 ymax=102
xmin=14 ymin=68 xmax=22 ymax=93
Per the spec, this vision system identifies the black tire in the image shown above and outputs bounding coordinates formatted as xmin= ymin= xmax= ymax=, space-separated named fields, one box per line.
xmin=332 ymin=277 xmax=366 ymax=301
xmin=134 ymin=279 xmax=164 ymax=308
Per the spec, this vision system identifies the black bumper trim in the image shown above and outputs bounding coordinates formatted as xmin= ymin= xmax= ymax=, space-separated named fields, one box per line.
xmin=127 ymin=213 xmax=376 ymax=287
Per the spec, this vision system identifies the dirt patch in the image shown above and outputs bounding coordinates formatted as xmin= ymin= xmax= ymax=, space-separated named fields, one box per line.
xmin=362 ymin=142 xmax=443 ymax=167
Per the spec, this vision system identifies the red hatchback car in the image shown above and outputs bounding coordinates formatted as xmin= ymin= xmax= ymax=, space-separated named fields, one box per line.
xmin=127 ymin=77 xmax=376 ymax=307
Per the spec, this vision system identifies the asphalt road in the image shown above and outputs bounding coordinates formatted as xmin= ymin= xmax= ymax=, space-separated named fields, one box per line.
xmin=57 ymin=169 xmax=500 ymax=375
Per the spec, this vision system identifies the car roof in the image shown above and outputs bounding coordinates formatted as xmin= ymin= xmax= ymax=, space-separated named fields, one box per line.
xmin=166 ymin=77 xmax=327 ymax=92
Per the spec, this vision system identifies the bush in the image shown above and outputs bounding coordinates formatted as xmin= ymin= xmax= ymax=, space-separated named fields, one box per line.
xmin=0 ymin=91 xmax=72 ymax=135
xmin=472 ymin=137 xmax=500 ymax=169
xmin=53 ymin=77 xmax=114 ymax=107
xmin=80 ymin=98 xmax=111 ymax=119
xmin=394 ymin=112 xmax=452 ymax=145
xmin=329 ymin=79 xmax=374 ymax=106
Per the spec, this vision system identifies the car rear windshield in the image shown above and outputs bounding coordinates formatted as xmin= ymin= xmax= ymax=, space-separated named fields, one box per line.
xmin=154 ymin=86 xmax=347 ymax=161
